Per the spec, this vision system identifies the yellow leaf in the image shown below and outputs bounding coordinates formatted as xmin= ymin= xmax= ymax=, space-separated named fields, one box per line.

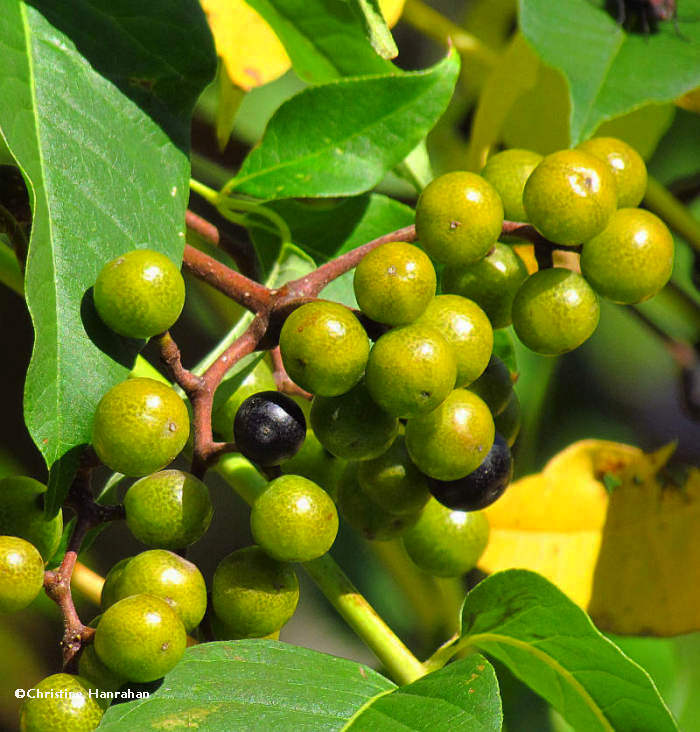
xmin=675 ymin=88 xmax=700 ymax=113
xmin=379 ymin=0 xmax=406 ymax=28
xmin=480 ymin=439 xmax=700 ymax=635
xmin=201 ymin=0 xmax=290 ymax=91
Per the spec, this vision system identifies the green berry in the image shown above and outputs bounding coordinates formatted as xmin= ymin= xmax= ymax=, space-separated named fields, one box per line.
xmin=0 ymin=536 xmax=44 ymax=613
xmin=405 ymin=389 xmax=495 ymax=481
xmin=442 ymin=243 xmax=529 ymax=329
xmin=353 ymin=242 xmax=436 ymax=325
xmin=100 ymin=557 xmax=131 ymax=610
xmin=415 ymin=294 xmax=493 ymax=388
xmin=493 ymin=392 xmax=521 ymax=447
xmin=357 ymin=436 xmax=430 ymax=516
xmin=0 ymin=476 xmax=63 ymax=562
xmin=94 ymin=594 xmax=186 ymax=683
xmin=92 ymin=378 xmax=190 ymax=477
xmin=310 ymin=381 xmax=398 ymax=460
xmin=415 ymin=171 xmax=504 ymax=266
xmin=212 ymin=358 xmax=276 ymax=440
xmin=365 ymin=324 xmax=457 ymax=418
xmin=280 ymin=429 xmax=346 ymax=501
xmin=480 ymin=148 xmax=543 ymax=221
xmin=468 ymin=355 xmax=513 ymax=416
xmin=512 ymin=268 xmax=600 ymax=355
xmin=212 ymin=546 xmax=299 ymax=638
xmin=19 ymin=674 xmax=104 ymax=732
xmin=338 ymin=464 xmax=420 ymax=541
xmin=402 ymin=498 xmax=489 ymax=577
xmin=124 ymin=470 xmax=212 ymax=549
xmin=580 ymin=208 xmax=673 ymax=304
xmin=523 ymin=149 xmax=617 ymax=244
xmin=250 ymin=475 xmax=338 ymax=562
xmin=279 ymin=302 xmax=369 ymax=396
xmin=78 ymin=644 xmax=126 ymax=697
xmin=103 ymin=549 xmax=207 ymax=632
xmin=94 ymin=249 xmax=185 ymax=339
xmin=416 ymin=172 xmax=503 ymax=267
xmin=577 ymin=137 xmax=647 ymax=208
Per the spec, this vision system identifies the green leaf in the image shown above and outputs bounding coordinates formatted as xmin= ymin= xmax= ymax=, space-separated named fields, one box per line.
xmin=352 ymin=0 xmax=399 ymax=59
xmin=520 ymin=0 xmax=700 ymax=144
xmin=0 ymin=2 xmax=215 ymax=473
xmin=98 ymin=640 xmax=396 ymax=730
xmin=226 ymin=51 xmax=460 ymax=200
xmin=348 ymin=654 xmax=502 ymax=730
xmin=459 ymin=570 xmax=677 ymax=732
xmin=243 ymin=0 xmax=395 ymax=84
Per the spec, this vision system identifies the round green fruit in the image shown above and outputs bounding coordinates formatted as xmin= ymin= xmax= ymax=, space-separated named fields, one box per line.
xmin=577 ymin=136 xmax=647 ymax=208
xmin=93 ymin=249 xmax=185 ymax=340
xmin=468 ymin=355 xmax=513 ymax=416
xmin=310 ymin=381 xmax=398 ymax=461
xmin=415 ymin=171 xmax=504 ymax=266
xmin=212 ymin=545 xmax=299 ymax=638
xmin=278 ymin=302 xmax=370 ymax=396
xmin=402 ymin=498 xmax=490 ymax=577
xmin=92 ymin=378 xmax=190 ymax=477
xmin=353 ymin=241 xmax=436 ymax=325
xmin=250 ymin=475 xmax=338 ymax=562
xmin=103 ymin=549 xmax=207 ymax=632
xmin=0 ymin=536 xmax=44 ymax=613
xmin=480 ymin=148 xmax=543 ymax=222
xmin=94 ymin=593 xmax=186 ymax=683
xmin=405 ymin=389 xmax=495 ymax=481
xmin=441 ymin=243 xmax=528 ymax=329
xmin=365 ymin=324 xmax=457 ymax=418
xmin=100 ymin=557 xmax=131 ymax=610
xmin=19 ymin=673 xmax=104 ymax=732
xmin=512 ymin=268 xmax=600 ymax=355
xmin=124 ymin=469 xmax=212 ymax=549
xmin=0 ymin=476 xmax=62 ymax=562
xmin=493 ymin=392 xmax=521 ymax=447
xmin=523 ymin=149 xmax=617 ymax=244
xmin=580 ymin=208 xmax=673 ymax=304
xmin=415 ymin=294 xmax=493 ymax=387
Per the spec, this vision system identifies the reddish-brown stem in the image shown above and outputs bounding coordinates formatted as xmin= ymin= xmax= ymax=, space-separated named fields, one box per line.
xmin=157 ymin=331 xmax=205 ymax=394
xmin=271 ymin=346 xmax=312 ymax=400
xmin=501 ymin=221 xmax=582 ymax=252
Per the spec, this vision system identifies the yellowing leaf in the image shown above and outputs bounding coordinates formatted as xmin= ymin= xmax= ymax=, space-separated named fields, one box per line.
xmin=675 ymin=87 xmax=700 ymax=113
xmin=480 ymin=439 xmax=700 ymax=636
xmin=201 ymin=0 xmax=290 ymax=91
xmin=379 ymin=0 xmax=406 ymax=28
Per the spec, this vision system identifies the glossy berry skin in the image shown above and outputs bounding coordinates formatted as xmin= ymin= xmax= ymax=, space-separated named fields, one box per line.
xmin=523 ymin=149 xmax=617 ymax=244
xmin=415 ymin=171 xmax=504 ymax=266
xmin=0 ymin=536 xmax=44 ymax=613
xmin=103 ymin=550 xmax=207 ymax=632
xmin=353 ymin=241 xmax=436 ymax=325
xmin=512 ymin=269 xmax=600 ymax=355
xmin=94 ymin=249 xmax=185 ymax=339
xmin=19 ymin=674 xmax=104 ymax=732
xmin=415 ymin=295 xmax=493 ymax=388
xmin=92 ymin=378 xmax=189 ymax=477
xmin=357 ymin=436 xmax=430 ymax=516
xmin=405 ymin=389 xmax=495 ymax=481
xmin=468 ymin=355 xmax=513 ymax=416
xmin=442 ymin=243 xmax=529 ymax=329
xmin=212 ymin=359 xmax=276 ymax=441
xmin=310 ymin=381 xmax=398 ymax=461
xmin=234 ymin=391 xmax=306 ymax=466
xmin=212 ymin=546 xmax=299 ymax=638
xmin=580 ymin=208 xmax=673 ymax=304
xmin=124 ymin=470 xmax=213 ymax=549
xmin=279 ymin=302 xmax=369 ymax=396
xmin=494 ymin=392 xmax=521 ymax=447
xmin=480 ymin=149 xmax=543 ymax=222
xmin=577 ymin=137 xmax=647 ymax=208
xmin=365 ymin=324 xmax=457 ymax=418
xmin=402 ymin=498 xmax=490 ymax=577
xmin=0 ymin=476 xmax=63 ymax=561
xmin=94 ymin=594 xmax=186 ymax=683
xmin=429 ymin=433 xmax=513 ymax=511
xmin=250 ymin=475 xmax=338 ymax=562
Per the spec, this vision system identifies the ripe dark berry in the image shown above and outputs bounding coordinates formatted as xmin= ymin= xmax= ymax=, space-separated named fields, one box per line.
xmin=234 ymin=391 xmax=306 ymax=466
xmin=429 ymin=433 xmax=513 ymax=511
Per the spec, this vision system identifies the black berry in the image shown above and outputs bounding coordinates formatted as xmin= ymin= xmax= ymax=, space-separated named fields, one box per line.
xmin=233 ymin=391 xmax=306 ymax=466
xmin=428 ymin=433 xmax=513 ymax=511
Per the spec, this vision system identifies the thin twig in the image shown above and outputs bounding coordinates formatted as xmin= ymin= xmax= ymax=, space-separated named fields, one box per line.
xmin=271 ymin=347 xmax=312 ymax=400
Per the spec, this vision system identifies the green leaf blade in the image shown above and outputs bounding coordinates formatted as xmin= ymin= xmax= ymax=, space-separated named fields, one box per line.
xmin=227 ymin=51 xmax=460 ymax=200
xmin=461 ymin=570 xmax=678 ymax=732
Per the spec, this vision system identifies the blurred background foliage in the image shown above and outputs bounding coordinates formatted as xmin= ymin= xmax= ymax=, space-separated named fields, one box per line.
xmin=1 ymin=0 xmax=699 ymax=729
